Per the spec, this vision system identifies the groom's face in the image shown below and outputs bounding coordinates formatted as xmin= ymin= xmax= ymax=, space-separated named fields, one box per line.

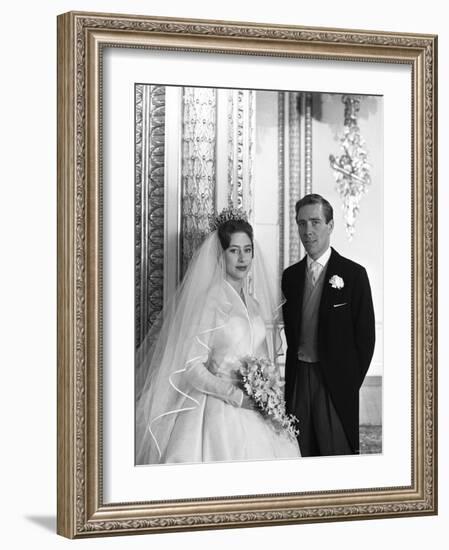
xmin=297 ymin=203 xmax=334 ymax=260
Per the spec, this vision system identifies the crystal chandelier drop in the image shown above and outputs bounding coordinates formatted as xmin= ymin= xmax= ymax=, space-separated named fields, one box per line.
xmin=329 ymin=95 xmax=371 ymax=240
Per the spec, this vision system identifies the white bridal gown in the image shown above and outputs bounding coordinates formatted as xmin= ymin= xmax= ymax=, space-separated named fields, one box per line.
xmin=161 ymin=280 xmax=300 ymax=464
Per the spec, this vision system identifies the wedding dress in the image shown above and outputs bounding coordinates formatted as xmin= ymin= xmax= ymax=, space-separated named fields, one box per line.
xmin=161 ymin=280 xmax=299 ymax=463
xmin=136 ymin=232 xmax=300 ymax=465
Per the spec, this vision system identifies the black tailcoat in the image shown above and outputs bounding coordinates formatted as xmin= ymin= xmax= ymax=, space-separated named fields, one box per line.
xmin=281 ymin=248 xmax=376 ymax=453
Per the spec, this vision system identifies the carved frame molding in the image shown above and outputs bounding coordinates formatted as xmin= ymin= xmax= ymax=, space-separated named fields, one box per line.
xmin=57 ymin=11 xmax=437 ymax=538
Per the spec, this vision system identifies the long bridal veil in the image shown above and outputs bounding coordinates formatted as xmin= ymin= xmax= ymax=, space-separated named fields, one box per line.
xmin=135 ymin=231 xmax=282 ymax=464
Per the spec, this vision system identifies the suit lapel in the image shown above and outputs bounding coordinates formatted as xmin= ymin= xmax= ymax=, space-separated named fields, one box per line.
xmin=294 ymin=258 xmax=307 ymax=331
xmin=319 ymin=248 xmax=339 ymax=323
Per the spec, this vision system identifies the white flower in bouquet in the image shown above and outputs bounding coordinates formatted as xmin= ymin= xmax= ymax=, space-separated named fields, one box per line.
xmin=239 ymin=356 xmax=299 ymax=440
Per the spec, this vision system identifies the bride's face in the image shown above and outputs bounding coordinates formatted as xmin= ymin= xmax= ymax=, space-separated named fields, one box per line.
xmin=223 ymin=232 xmax=253 ymax=284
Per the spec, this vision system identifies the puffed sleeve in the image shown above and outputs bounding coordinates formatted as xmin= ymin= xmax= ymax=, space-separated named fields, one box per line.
xmin=182 ymin=295 xmax=244 ymax=407
xmin=187 ymin=362 xmax=244 ymax=407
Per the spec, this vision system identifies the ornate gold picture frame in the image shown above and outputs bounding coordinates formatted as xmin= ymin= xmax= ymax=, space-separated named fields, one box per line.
xmin=57 ymin=11 xmax=437 ymax=538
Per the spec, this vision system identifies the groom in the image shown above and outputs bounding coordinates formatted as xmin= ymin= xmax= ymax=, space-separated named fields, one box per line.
xmin=282 ymin=194 xmax=375 ymax=456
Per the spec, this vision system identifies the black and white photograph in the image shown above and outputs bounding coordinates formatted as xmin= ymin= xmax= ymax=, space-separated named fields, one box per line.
xmin=134 ymin=85 xmax=383 ymax=465
xmin=2 ymin=0 xmax=445 ymax=546
xmin=52 ymin=8 xmax=437 ymax=539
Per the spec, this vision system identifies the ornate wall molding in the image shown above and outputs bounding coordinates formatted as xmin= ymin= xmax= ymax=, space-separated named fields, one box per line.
xmin=227 ymin=89 xmax=256 ymax=218
xmin=278 ymin=92 xmax=286 ymax=283
xmin=135 ymin=85 xmax=166 ymax=350
xmin=288 ymin=92 xmax=301 ymax=264
xmin=236 ymin=90 xmax=245 ymax=209
xmin=247 ymin=90 xmax=256 ymax=222
xmin=181 ymin=87 xmax=217 ymax=274
xmin=227 ymin=90 xmax=235 ymax=207
xmin=303 ymin=93 xmax=313 ymax=195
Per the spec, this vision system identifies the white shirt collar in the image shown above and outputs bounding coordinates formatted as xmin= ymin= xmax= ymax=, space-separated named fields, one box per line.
xmin=307 ymin=247 xmax=331 ymax=269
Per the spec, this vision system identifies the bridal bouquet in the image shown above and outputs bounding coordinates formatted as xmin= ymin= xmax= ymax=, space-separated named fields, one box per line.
xmin=239 ymin=356 xmax=299 ymax=440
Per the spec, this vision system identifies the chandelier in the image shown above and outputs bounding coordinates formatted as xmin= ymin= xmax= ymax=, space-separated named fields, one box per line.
xmin=329 ymin=95 xmax=371 ymax=240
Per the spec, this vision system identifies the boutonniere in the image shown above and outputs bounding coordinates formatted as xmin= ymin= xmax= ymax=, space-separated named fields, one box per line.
xmin=329 ymin=275 xmax=344 ymax=289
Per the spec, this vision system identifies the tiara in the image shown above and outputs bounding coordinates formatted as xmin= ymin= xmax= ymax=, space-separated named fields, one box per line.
xmin=209 ymin=207 xmax=249 ymax=231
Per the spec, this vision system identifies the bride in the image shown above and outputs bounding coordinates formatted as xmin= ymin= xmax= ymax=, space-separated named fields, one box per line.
xmin=136 ymin=208 xmax=300 ymax=464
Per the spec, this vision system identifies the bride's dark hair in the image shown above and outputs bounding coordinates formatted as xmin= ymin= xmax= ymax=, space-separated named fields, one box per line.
xmin=217 ymin=220 xmax=254 ymax=253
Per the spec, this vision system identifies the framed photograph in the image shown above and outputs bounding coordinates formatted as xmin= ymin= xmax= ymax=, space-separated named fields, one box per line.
xmin=57 ymin=11 xmax=437 ymax=538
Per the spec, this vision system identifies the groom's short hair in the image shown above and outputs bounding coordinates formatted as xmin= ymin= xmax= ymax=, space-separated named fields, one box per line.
xmin=295 ymin=194 xmax=334 ymax=224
